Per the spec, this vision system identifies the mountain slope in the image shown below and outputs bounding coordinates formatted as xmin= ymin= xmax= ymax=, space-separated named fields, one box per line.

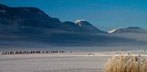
xmin=75 ymin=20 xmax=106 ymax=33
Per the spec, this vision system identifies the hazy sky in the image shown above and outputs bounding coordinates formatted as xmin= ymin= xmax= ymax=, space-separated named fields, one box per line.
xmin=0 ymin=0 xmax=147 ymax=31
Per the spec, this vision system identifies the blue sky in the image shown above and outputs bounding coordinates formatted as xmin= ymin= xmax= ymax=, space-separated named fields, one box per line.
xmin=0 ymin=0 xmax=147 ymax=31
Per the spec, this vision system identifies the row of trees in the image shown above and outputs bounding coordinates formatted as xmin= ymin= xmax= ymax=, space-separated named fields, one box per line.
xmin=1 ymin=50 xmax=66 ymax=55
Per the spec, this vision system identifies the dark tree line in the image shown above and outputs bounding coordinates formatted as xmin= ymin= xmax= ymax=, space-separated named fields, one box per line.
xmin=1 ymin=50 xmax=66 ymax=55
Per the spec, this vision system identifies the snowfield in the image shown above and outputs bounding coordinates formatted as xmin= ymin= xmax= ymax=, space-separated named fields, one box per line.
xmin=0 ymin=52 xmax=109 ymax=72
xmin=0 ymin=50 xmax=147 ymax=72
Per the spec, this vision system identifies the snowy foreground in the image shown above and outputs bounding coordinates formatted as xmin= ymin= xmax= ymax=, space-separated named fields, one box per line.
xmin=0 ymin=50 xmax=147 ymax=72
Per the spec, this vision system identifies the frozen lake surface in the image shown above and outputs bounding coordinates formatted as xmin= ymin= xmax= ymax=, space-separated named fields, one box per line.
xmin=1 ymin=50 xmax=147 ymax=72
xmin=0 ymin=53 xmax=109 ymax=72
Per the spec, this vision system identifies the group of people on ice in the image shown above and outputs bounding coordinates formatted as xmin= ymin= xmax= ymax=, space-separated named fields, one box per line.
xmin=1 ymin=50 xmax=66 ymax=55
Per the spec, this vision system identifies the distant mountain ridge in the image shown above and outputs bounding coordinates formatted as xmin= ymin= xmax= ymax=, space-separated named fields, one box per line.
xmin=0 ymin=3 xmax=105 ymax=34
xmin=0 ymin=3 xmax=147 ymax=47
xmin=108 ymin=27 xmax=147 ymax=33
xmin=1 ymin=3 xmax=146 ymax=34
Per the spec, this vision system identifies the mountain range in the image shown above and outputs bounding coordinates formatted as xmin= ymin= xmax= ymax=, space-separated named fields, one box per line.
xmin=0 ymin=3 xmax=147 ymax=48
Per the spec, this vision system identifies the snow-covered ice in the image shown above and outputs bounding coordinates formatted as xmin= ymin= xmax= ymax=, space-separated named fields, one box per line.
xmin=0 ymin=52 xmax=110 ymax=72
xmin=0 ymin=50 xmax=147 ymax=72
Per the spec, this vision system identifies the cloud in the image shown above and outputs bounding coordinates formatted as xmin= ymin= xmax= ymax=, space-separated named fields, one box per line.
xmin=112 ymin=33 xmax=147 ymax=42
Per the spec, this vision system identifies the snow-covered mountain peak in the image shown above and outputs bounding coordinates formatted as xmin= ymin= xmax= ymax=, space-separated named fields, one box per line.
xmin=108 ymin=28 xmax=123 ymax=33
xmin=108 ymin=27 xmax=147 ymax=33
xmin=74 ymin=19 xmax=86 ymax=26
xmin=75 ymin=19 xmax=86 ymax=23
